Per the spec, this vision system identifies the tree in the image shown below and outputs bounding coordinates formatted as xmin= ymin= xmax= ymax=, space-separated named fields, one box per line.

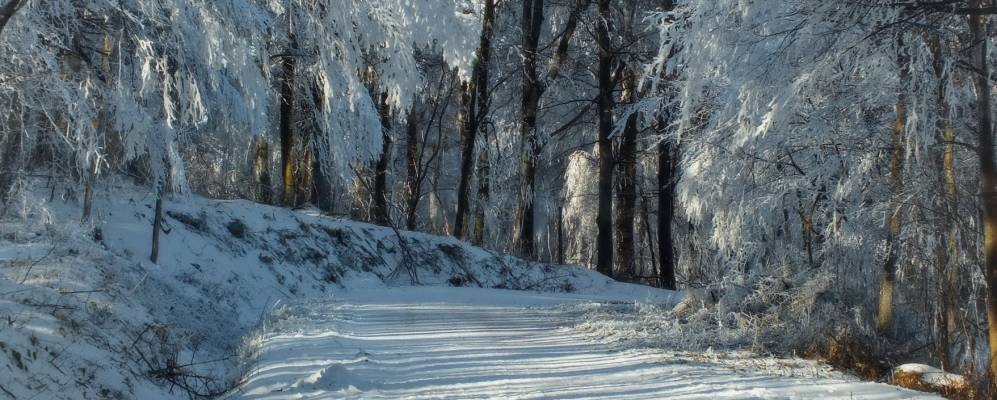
xmin=513 ymin=0 xmax=545 ymax=256
xmin=279 ymin=15 xmax=298 ymax=207
xmin=614 ymin=71 xmax=638 ymax=278
xmin=968 ymin=0 xmax=997 ymax=384
xmin=595 ymin=0 xmax=615 ymax=277
xmin=0 ymin=0 xmax=24 ymax=36
xmin=372 ymin=91 xmax=392 ymax=226
xmin=877 ymin=37 xmax=909 ymax=333
xmin=454 ymin=0 xmax=497 ymax=239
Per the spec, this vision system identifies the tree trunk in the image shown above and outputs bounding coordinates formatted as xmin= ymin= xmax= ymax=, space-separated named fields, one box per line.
xmin=404 ymin=106 xmax=422 ymax=230
xmin=641 ymin=191 xmax=657 ymax=283
xmin=968 ymin=5 xmax=997 ymax=385
xmin=454 ymin=0 xmax=496 ymax=239
xmin=150 ymin=196 xmax=162 ymax=263
xmin=253 ymin=136 xmax=272 ymax=204
xmin=454 ymin=81 xmax=476 ymax=238
xmin=928 ymin=33 xmax=959 ymax=370
xmin=548 ymin=0 xmax=590 ymax=79
xmin=614 ymin=74 xmax=638 ymax=278
xmin=513 ymin=0 xmax=544 ymax=257
xmin=279 ymin=29 xmax=298 ymax=207
xmin=473 ymin=128 xmax=490 ymax=245
xmin=658 ymin=139 xmax=677 ymax=290
xmin=429 ymin=169 xmax=442 ymax=235
xmin=311 ymin=148 xmax=334 ymax=213
xmin=515 ymin=1 xmax=544 ymax=249
xmin=595 ymin=0 xmax=615 ymax=278
xmin=372 ymin=92 xmax=392 ymax=226
xmin=0 ymin=0 xmax=24 ymax=36
xmin=877 ymin=39 xmax=909 ymax=333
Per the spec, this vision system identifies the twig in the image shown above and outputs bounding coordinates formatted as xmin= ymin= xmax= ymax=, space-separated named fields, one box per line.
xmin=0 ymin=382 xmax=15 ymax=399
xmin=18 ymin=245 xmax=56 ymax=284
xmin=57 ymin=289 xmax=105 ymax=295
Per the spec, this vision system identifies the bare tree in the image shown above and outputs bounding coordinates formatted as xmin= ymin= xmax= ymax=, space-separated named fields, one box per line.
xmin=968 ymin=0 xmax=997 ymax=384
xmin=454 ymin=0 xmax=497 ymax=239
xmin=876 ymin=38 xmax=909 ymax=333
xmin=595 ymin=0 xmax=615 ymax=277
xmin=513 ymin=0 xmax=544 ymax=256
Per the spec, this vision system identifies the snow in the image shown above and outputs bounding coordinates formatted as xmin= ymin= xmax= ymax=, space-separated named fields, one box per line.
xmin=0 ymin=185 xmax=944 ymax=399
xmin=893 ymin=364 xmax=967 ymax=388
xmin=0 ymin=184 xmax=672 ymax=398
xmin=228 ymin=287 xmax=940 ymax=399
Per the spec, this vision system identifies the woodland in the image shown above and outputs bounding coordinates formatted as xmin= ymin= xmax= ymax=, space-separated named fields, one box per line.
xmin=1 ymin=0 xmax=997 ymax=397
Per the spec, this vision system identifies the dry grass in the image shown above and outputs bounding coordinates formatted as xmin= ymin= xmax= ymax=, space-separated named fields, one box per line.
xmin=888 ymin=368 xmax=976 ymax=399
xmin=803 ymin=331 xmax=889 ymax=381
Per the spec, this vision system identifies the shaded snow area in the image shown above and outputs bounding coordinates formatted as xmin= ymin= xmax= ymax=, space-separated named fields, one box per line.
xmin=0 ymin=186 xmax=661 ymax=399
xmin=229 ymin=287 xmax=937 ymax=399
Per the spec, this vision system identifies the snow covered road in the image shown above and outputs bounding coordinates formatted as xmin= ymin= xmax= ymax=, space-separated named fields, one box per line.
xmin=229 ymin=287 xmax=938 ymax=399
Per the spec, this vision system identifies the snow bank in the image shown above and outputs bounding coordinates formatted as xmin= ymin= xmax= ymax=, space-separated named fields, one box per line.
xmin=0 ymin=184 xmax=672 ymax=398
xmin=890 ymin=364 xmax=969 ymax=396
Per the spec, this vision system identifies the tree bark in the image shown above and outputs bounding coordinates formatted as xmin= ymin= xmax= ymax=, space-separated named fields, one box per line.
xmin=279 ymin=27 xmax=298 ymax=207
xmin=372 ymin=92 xmax=392 ymax=226
xmin=595 ymin=0 xmax=615 ymax=278
xmin=658 ymin=139 xmax=677 ymax=290
xmin=455 ymin=81 xmax=476 ymax=238
xmin=927 ymin=33 xmax=959 ymax=370
xmin=150 ymin=196 xmax=162 ymax=263
xmin=548 ymin=0 xmax=590 ymax=79
xmin=0 ymin=0 xmax=24 ymax=36
xmin=877 ymin=38 xmax=909 ymax=333
xmin=253 ymin=136 xmax=272 ymax=204
xmin=514 ymin=0 xmax=544 ymax=257
xmin=968 ymin=3 xmax=997 ymax=385
xmin=404 ymin=106 xmax=422 ymax=230
xmin=473 ymin=127 xmax=490 ymax=245
xmin=654 ymin=0 xmax=679 ymax=290
xmin=454 ymin=0 xmax=496 ymax=239
xmin=614 ymin=74 xmax=638 ymax=278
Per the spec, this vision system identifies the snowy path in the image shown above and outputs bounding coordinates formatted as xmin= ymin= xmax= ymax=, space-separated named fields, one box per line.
xmin=229 ymin=287 xmax=937 ymax=399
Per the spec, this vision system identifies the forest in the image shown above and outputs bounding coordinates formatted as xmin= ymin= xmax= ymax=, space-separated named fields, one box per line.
xmin=1 ymin=0 xmax=996 ymax=398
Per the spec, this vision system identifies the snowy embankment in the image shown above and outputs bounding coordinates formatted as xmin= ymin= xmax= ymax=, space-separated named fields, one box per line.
xmin=0 ymin=186 xmax=660 ymax=399
xmin=228 ymin=287 xmax=938 ymax=399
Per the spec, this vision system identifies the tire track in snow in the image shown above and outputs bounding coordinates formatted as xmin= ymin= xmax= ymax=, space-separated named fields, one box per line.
xmin=228 ymin=287 xmax=938 ymax=399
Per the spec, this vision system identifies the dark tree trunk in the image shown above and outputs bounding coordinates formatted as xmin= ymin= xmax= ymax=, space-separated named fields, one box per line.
xmin=311 ymin=148 xmax=333 ymax=213
xmin=150 ymin=196 xmax=162 ymax=263
xmin=0 ymin=0 xmax=24 ymax=36
xmin=548 ymin=0 xmax=590 ymax=79
xmin=455 ymin=82 xmax=477 ymax=238
xmin=454 ymin=0 xmax=496 ymax=239
xmin=928 ymin=33 xmax=958 ymax=370
xmin=515 ymin=0 xmax=544 ymax=257
xmin=473 ymin=127 xmax=490 ymax=245
xmin=614 ymin=79 xmax=638 ymax=278
xmin=595 ymin=0 xmax=615 ymax=278
xmin=968 ymin=4 xmax=997 ymax=385
xmin=658 ymin=140 xmax=677 ymax=290
xmin=655 ymin=0 xmax=678 ymax=290
xmin=404 ymin=106 xmax=422 ymax=230
xmin=372 ymin=92 xmax=392 ymax=226
xmin=253 ymin=136 xmax=272 ymax=204
xmin=279 ymin=30 xmax=298 ymax=207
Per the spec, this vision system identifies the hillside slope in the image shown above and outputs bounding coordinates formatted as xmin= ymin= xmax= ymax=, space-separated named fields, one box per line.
xmin=0 ymin=186 xmax=667 ymax=399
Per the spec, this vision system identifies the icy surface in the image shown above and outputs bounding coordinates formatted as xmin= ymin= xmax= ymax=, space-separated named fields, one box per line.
xmin=228 ymin=287 xmax=938 ymax=399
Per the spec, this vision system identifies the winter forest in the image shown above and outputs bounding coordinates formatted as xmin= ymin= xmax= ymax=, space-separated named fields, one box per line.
xmin=2 ymin=0 xmax=997 ymax=398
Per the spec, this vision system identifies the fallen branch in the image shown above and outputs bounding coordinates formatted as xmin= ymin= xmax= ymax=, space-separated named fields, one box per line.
xmin=18 ymin=245 xmax=56 ymax=284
